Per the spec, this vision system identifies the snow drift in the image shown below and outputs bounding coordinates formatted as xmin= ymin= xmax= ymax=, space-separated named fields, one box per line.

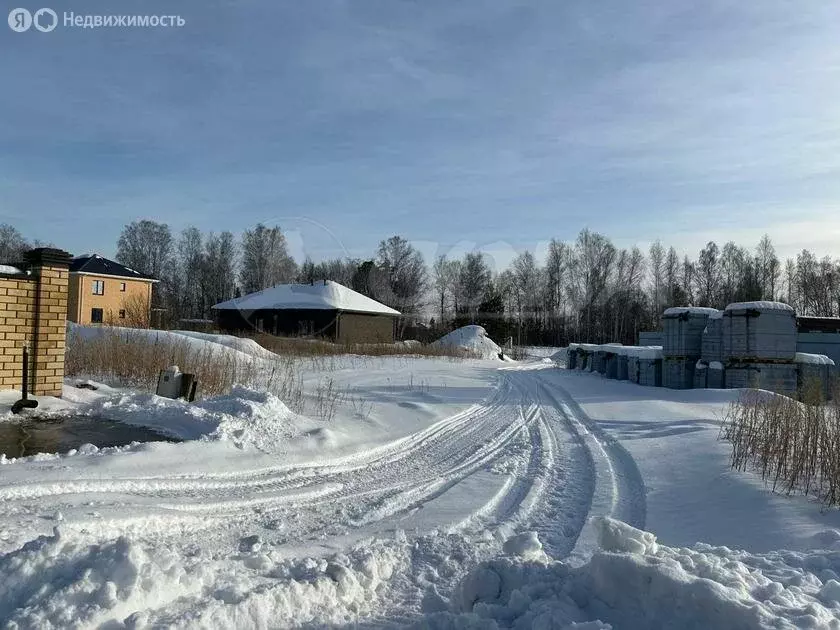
xmin=434 ymin=326 xmax=503 ymax=360
xmin=417 ymin=518 xmax=840 ymax=629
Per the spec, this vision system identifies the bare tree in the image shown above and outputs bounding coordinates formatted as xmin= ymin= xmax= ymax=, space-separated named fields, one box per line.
xmin=116 ymin=220 xmax=173 ymax=279
xmin=696 ymin=241 xmax=720 ymax=306
xmin=648 ymin=240 xmax=665 ymax=317
xmin=376 ymin=236 xmax=428 ymax=318
xmin=755 ymin=234 xmax=780 ymax=300
xmin=239 ymin=224 xmax=298 ymax=294
xmin=458 ymin=252 xmax=492 ymax=322
xmin=432 ymin=254 xmax=459 ymax=327
xmin=0 ymin=224 xmax=30 ymax=263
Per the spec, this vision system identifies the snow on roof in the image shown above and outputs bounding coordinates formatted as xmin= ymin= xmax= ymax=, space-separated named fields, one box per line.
xmin=212 ymin=280 xmax=401 ymax=316
xmin=724 ymin=301 xmax=794 ymax=313
xmin=663 ymin=307 xmax=721 ymax=317
xmin=794 ymin=352 xmax=835 ymax=366
xmin=708 ymin=310 xmax=723 ymax=320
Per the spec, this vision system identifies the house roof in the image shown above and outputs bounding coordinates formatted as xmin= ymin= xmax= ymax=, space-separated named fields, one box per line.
xmin=212 ymin=280 xmax=401 ymax=316
xmin=70 ymin=254 xmax=157 ymax=281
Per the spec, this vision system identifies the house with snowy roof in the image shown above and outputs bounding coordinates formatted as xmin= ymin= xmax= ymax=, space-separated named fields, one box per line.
xmin=68 ymin=254 xmax=157 ymax=326
xmin=211 ymin=280 xmax=401 ymax=344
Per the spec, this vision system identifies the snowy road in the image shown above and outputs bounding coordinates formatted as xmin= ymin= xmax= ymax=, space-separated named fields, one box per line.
xmin=4 ymin=359 xmax=840 ymax=627
xmin=0 ymin=363 xmax=652 ymax=626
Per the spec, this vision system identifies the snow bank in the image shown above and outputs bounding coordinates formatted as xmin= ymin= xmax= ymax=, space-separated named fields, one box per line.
xmin=725 ymin=301 xmax=795 ymax=313
xmin=433 ymin=326 xmax=502 ymax=360
xmin=420 ymin=519 xmax=840 ymax=629
xmin=71 ymin=385 xmax=303 ymax=451
xmin=795 ymin=352 xmax=836 ymax=366
xmin=170 ymin=330 xmax=280 ymax=361
xmin=0 ymin=527 xmax=408 ymax=629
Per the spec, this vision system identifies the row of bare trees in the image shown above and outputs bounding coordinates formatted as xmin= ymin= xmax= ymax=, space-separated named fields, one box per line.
xmin=2 ymin=221 xmax=839 ymax=342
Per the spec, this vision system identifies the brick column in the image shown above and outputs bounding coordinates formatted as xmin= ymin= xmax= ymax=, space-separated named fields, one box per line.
xmin=23 ymin=248 xmax=71 ymax=396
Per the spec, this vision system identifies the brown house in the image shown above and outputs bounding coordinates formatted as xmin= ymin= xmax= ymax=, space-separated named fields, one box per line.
xmin=67 ymin=255 xmax=157 ymax=326
xmin=212 ymin=280 xmax=400 ymax=344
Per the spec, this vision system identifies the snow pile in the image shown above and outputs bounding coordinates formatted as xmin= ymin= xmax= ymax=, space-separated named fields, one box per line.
xmin=795 ymin=352 xmax=836 ymax=366
xmin=73 ymin=386 xmax=302 ymax=451
xmin=0 ymin=527 xmax=408 ymax=629
xmin=0 ymin=264 xmax=24 ymax=275
xmin=419 ymin=519 xmax=840 ymax=629
xmin=433 ymin=326 xmax=502 ymax=360
xmin=171 ymin=330 xmax=280 ymax=361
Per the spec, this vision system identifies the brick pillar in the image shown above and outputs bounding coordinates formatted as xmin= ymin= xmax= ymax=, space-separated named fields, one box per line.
xmin=23 ymin=248 xmax=71 ymax=397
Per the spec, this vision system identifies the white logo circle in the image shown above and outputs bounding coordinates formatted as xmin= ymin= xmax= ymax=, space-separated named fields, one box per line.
xmin=33 ymin=8 xmax=57 ymax=32
xmin=8 ymin=8 xmax=32 ymax=32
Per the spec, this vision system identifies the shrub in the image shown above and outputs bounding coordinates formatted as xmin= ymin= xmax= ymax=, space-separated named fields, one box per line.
xmin=719 ymin=377 xmax=840 ymax=507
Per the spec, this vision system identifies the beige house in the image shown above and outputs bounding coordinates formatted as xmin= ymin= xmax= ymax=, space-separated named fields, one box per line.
xmin=67 ymin=254 xmax=157 ymax=326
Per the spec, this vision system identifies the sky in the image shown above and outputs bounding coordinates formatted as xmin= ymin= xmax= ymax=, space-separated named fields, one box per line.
xmin=2 ymin=0 xmax=840 ymax=272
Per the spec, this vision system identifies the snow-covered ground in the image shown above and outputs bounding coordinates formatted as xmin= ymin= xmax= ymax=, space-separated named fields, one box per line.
xmin=1 ymin=332 xmax=839 ymax=628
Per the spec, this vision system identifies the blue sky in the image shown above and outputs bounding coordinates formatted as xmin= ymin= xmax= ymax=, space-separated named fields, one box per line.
xmin=2 ymin=0 xmax=840 ymax=271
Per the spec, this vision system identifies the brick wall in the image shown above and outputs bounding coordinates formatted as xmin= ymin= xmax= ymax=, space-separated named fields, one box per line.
xmin=0 ymin=248 xmax=71 ymax=397
xmin=337 ymin=312 xmax=396 ymax=344
xmin=67 ymin=274 xmax=152 ymax=326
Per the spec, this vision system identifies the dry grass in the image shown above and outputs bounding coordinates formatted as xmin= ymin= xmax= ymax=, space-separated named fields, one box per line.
xmin=719 ymin=379 xmax=840 ymax=507
xmin=65 ymin=326 xmax=476 ymax=423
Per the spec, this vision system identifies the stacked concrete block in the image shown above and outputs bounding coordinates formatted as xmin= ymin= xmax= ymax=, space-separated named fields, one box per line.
xmin=605 ymin=352 xmax=618 ymax=379
xmin=617 ymin=354 xmax=629 ymax=381
xmin=627 ymin=356 xmax=640 ymax=384
xmin=662 ymin=307 xmax=720 ymax=358
xmin=567 ymin=344 xmax=578 ymax=370
xmin=662 ymin=307 xmax=720 ymax=389
xmin=707 ymin=362 xmax=725 ymax=388
xmin=638 ymin=356 xmax=663 ymax=387
xmin=795 ymin=353 xmax=835 ymax=402
xmin=663 ymin=357 xmax=696 ymax=390
xmin=722 ymin=301 xmax=797 ymax=362
xmin=725 ymin=362 xmax=798 ymax=397
xmin=694 ymin=361 xmax=708 ymax=389
xmin=701 ymin=312 xmax=724 ymax=364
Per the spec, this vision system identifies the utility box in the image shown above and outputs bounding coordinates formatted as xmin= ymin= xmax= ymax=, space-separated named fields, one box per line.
xmin=156 ymin=365 xmax=198 ymax=402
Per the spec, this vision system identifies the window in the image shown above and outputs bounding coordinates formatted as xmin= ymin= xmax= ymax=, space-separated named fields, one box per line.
xmin=119 ymin=309 xmax=126 ymax=319
xmin=91 ymin=308 xmax=103 ymax=323
xmin=92 ymin=280 xmax=104 ymax=295
xmin=120 ymin=282 xmax=126 ymax=292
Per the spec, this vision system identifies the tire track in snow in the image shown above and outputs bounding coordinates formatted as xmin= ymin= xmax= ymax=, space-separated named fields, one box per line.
xmin=532 ymin=367 xmax=646 ymax=561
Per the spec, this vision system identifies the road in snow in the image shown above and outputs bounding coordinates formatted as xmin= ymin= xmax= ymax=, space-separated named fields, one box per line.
xmin=1 ymin=352 xmax=840 ymax=627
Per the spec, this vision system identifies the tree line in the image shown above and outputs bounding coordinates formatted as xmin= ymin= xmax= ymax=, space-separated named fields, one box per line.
xmin=1 ymin=221 xmax=839 ymax=344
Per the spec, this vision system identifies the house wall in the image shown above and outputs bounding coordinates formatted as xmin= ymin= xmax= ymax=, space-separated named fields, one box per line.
xmin=0 ymin=249 xmax=71 ymax=397
xmin=215 ymin=308 xmax=339 ymax=339
xmin=68 ymin=274 xmax=153 ymax=326
xmin=337 ymin=312 xmax=395 ymax=344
